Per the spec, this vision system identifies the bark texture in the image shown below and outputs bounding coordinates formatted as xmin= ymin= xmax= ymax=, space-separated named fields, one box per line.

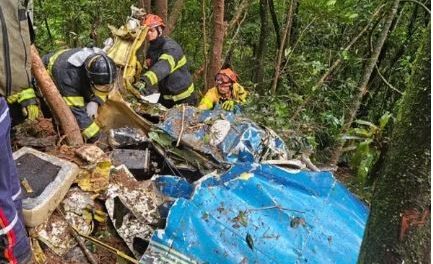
xmin=155 ymin=0 xmax=168 ymax=23
xmin=165 ymin=0 xmax=186 ymax=35
xmin=206 ymin=0 xmax=225 ymax=88
xmin=30 ymin=45 xmax=83 ymax=146
xmin=358 ymin=24 xmax=431 ymax=264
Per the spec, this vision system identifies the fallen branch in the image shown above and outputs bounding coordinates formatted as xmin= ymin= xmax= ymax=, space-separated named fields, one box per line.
xmin=31 ymin=45 xmax=83 ymax=146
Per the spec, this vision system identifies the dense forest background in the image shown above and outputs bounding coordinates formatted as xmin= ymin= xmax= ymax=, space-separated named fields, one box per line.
xmin=33 ymin=0 xmax=430 ymax=199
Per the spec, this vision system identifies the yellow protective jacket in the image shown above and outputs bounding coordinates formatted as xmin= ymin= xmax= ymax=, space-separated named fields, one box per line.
xmin=198 ymin=83 xmax=248 ymax=110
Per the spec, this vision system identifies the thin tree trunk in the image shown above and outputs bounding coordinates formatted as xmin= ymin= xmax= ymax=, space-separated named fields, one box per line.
xmin=254 ymin=0 xmax=269 ymax=87
xmin=358 ymin=24 xmax=430 ymax=264
xmin=30 ymin=45 xmax=83 ymax=146
xmin=329 ymin=0 xmax=400 ymax=165
xmin=138 ymin=0 xmax=151 ymax=12
xmin=268 ymin=0 xmax=281 ymax=48
xmin=206 ymin=0 xmax=225 ymax=89
xmin=155 ymin=0 xmax=168 ymax=22
xmin=165 ymin=0 xmax=186 ymax=35
xmin=290 ymin=5 xmax=384 ymax=121
xmin=270 ymin=0 xmax=296 ymax=95
xmin=201 ymin=0 xmax=208 ymax=90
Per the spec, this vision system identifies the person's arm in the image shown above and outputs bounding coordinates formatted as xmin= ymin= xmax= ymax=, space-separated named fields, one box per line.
xmin=198 ymin=88 xmax=219 ymax=110
xmin=135 ymin=40 xmax=186 ymax=93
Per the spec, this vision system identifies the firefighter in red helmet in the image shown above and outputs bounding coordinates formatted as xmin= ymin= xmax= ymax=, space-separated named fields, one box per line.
xmin=133 ymin=14 xmax=197 ymax=108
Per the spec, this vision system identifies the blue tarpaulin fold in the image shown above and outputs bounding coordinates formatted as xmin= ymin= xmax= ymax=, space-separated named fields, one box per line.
xmin=142 ymin=163 xmax=369 ymax=264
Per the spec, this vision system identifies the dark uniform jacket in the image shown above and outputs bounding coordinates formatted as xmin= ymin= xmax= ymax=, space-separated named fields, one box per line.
xmin=141 ymin=36 xmax=196 ymax=108
xmin=42 ymin=48 xmax=103 ymax=140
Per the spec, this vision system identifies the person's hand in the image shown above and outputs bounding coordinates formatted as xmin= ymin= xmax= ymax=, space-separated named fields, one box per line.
xmin=7 ymin=88 xmax=41 ymax=120
xmin=221 ymin=100 xmax=235 ymax=111
xmin=133 ymin=81 xmax=147 ymax=94
xmin=24 ymin=104 xmax=41 ymax=121
xmin=86 ymin=101 xmax=99 ymax=119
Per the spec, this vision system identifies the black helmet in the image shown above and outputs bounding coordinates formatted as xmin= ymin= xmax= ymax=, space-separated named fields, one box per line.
xmin=84 ymin=53 xmax=117 ymax=85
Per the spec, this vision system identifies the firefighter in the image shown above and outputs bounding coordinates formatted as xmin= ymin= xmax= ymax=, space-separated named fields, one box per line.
xmin=0 ymin=0 xmax=34 ymax=263
xmin=198 ymin=68 xmax=248 ymax=112
xmin=42 ymin=48 xmax=117 ymax=142
xmin=133 ymin=14 xmax=197 ymax=108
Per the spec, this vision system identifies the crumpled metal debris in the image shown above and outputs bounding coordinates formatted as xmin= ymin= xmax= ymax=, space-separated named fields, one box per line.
xmin=108 ymin=127 xmax=148 ymax=148
xmin=76 ymin=159 xmax=112 ymax=193
xmin=105 ymin=165 xmax=163 ymax=258
xmin=35 ymin=188 xmax=95 ymax=256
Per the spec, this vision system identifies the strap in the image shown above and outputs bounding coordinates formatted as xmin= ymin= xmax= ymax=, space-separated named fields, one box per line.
xmin=47 ymin=49 xmax=69 ymax=76
xmin=63 ymin=96 xmax=85 ymax=107
xmin=163 ymin=83 xmax=194 ymax=102
xmin=82 ymin=121 xmax=100 ymax=139
xmin=0 ymin=213 xmax=18 ymax=236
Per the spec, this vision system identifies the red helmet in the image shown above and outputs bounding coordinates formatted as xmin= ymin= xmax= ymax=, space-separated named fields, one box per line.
xmin=142 ymin=14 xmax=165 ymax=29
xmin=216 ymin=68 xmax=238 ymax=83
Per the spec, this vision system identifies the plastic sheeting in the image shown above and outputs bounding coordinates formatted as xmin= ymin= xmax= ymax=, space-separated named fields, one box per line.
xmin=142 ymin=164 xmax=369 ymax=264
xmin=157 ymin=106 xmax=289 ymax=164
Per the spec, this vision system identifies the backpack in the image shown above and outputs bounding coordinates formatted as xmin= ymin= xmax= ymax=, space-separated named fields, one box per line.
xmin=0 ymin=0 xmax=32 ymax=97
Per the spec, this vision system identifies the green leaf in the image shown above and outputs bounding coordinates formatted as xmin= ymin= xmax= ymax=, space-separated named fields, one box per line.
xmin=326 ymin=0 xmax=336 ymax=6
xmin=355 ymin=119 xmax=378 ymax=129
xmin=379 ymin=112 xmax=392 ymax=130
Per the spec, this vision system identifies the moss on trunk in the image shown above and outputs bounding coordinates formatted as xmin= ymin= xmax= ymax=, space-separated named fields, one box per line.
xmin=358 ymin=24 xmax=431 ymax=263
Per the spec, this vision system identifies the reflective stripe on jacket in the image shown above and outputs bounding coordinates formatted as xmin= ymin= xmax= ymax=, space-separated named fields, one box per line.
xmin=141 ymin=36 xmax=194 ymax=101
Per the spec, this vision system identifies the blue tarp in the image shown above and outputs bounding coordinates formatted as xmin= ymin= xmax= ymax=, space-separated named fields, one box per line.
xmin=157 ymin=106 xmax=289 ymax=164
xmin=142 ymin=164 xmax=369 ymax=264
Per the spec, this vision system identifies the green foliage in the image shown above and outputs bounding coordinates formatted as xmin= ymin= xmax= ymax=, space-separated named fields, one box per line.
xmin=344 ymin=112 xmax=392 ymax=186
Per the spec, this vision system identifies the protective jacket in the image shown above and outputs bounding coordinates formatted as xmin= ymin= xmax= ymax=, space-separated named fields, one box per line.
xmin=198 ymin=83 xmax=248 ymax=111
xmin=141 ymin=36 xmax=196 ymax=108
xmin=42 ymin=48 xmax=107 ymax=140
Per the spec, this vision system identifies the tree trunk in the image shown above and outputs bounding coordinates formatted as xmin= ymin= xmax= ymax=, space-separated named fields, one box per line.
xmin=268 ymin=0 xmax=280 ymax=48
xmin=270 ymin=0 xmax=296 ymax=95
xmin=206 ymin=0 xmax=225 ymax=89
xmin=138 ymin=0 xmax=151 ymax=12
xmin=30 ymin=45 xmax=83 ymax=146
xmin=165 ymin=0 xmax=186 ymax=35
xmin=329 ymin=0 xmax=400 ymax=165
xmin=201 ymin=0 xmax=208 ymax=90
xmin=253 ymin=0 xmax=269 ymax=87
xmin=155 ymin=0 xmax=168 ymax=22
xmin=358 ymin=24 xmax=430 ymax=264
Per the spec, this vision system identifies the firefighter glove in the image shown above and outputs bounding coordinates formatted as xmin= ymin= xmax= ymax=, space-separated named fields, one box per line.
xmin=221 ymin=100 xmax=235 ymax=111
xmin=7 ymin=88 xmax=41 ymax=120
xmin=86 ymin=101 xmax=99 ymax=119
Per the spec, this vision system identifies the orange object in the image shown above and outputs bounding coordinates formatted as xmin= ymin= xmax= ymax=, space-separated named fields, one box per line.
xmin=142 ymin=14 xmax=165 ymax=28
xmin=216 ymin=68 xmax=238 ymax=83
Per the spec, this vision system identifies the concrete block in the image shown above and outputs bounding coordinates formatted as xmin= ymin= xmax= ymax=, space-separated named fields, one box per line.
xmin=13 ymin=147 xmax=79 ymax=227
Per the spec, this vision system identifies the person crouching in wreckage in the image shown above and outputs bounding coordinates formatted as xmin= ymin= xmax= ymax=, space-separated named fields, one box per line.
xmin=42 ymin=48 xmax=117 ymax=142
xmin=198 ymin=67 xmax=248 ymax=112
xmin=133 ymin=14 xmax=198 ymax=108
